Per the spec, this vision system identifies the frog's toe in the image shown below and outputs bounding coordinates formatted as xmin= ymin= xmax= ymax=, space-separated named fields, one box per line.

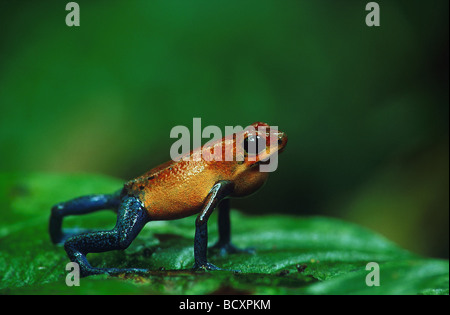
xmin=106 ymin=268 xmax=150 ymax=277
xmin=76 ymin=266 xmax=150 ymax=278
xmin=192 ymin=262 xmax=223 ymax=271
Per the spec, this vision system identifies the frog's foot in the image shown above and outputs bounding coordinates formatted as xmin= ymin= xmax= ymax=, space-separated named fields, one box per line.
xmin=192 ymin=262 xmax=223 ymax=271
xmin=192 ymin=262 xmax=240 ymax=273
xmin=210 ymin=242 xmax=255 ymax=257
xmin=73 ymin=262 xmax=149 ymax=278
xmin=104 ymin=268 xmax=150 ymax=277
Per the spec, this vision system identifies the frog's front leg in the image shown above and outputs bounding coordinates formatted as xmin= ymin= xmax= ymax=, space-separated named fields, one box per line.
xmin=193 ymin=181 xmax=234 ymax=271
xmin=63 ymin=195 xmax=150 ymax=277
xmin=210 ymin=199 xmax=255 ymax=256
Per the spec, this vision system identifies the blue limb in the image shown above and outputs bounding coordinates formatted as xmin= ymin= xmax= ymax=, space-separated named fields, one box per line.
xmin=63 ymin=195 xmax=151 ymax=277
xmin=210 ymin=199 xmax=255 ymax=256
xmin=49 ymin=191 xmax=122 ymax=244
xmin=193 ymin=181 xmax=234 ymax=271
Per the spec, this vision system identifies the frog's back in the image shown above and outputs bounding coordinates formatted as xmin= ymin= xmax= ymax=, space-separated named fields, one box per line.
xmin=123 ymin=159 xmax=219 ymax=220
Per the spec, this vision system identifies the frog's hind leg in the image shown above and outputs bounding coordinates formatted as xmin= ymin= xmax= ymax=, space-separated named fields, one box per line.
xmin=63 ymin=195 xmax=150 ymax=277
xmin=49 ymin=190 xmax=122 ymax=244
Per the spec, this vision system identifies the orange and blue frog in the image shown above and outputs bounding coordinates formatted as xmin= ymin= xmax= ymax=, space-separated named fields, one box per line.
xmin=49 ymin=122 xmax=288 ymax=277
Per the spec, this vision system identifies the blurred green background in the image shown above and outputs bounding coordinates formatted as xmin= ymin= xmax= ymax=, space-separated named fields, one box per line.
xmin=0 ymin=1 xmax=448 ymax=259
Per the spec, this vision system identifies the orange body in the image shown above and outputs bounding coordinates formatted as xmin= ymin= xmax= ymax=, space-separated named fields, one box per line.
xmin=123 ymin=122 xmax=287 ymax=221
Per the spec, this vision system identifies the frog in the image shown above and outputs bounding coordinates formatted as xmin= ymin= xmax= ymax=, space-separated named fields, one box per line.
xmin=49 ymin=122 xmax=288 ymax=277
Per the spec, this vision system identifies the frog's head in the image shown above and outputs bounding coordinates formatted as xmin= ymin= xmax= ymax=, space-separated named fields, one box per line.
xmin=199 ymin=121 xmax=287 ymax=172
xmin=238 ymin=122 xmax=288 ymax=170
xmin=222 ymin=122 xmax=287 ymax=197
xmin=198 ymin=121 xmax=287 ymax=196
xmin=200 ymin=122 xmax=288 ymax=167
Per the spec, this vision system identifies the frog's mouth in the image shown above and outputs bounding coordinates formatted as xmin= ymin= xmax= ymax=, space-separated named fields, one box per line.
xmin=251 ymin=157 xmax=271 ymax=168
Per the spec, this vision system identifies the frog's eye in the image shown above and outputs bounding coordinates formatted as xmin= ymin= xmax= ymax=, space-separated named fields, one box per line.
xmin=243 ymin=135 xmax=266 ymax=156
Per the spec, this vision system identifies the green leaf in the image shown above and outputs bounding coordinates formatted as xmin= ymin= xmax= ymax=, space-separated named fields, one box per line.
xmin=0 ymin=173 xmax=448 ymax=294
